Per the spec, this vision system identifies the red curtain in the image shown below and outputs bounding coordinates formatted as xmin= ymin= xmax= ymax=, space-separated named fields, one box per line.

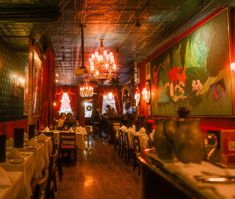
xmin=39 ymin=48 xmax=55 ymax=128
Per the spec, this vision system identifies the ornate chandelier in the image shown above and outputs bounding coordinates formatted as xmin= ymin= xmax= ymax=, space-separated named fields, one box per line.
xmin=88 ymin=39 xmax=117 ymax=81
xmin=79 ymin=81 xmax=94 ymax=98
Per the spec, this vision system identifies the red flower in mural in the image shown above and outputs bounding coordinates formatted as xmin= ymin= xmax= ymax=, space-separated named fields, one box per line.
xmin=177 ymin=68 xmax=187 ymax=83
xmin=168 ymin=66 xmax=181 ymax=82
xmin=168 ymin=66 xmax=187 ymax=84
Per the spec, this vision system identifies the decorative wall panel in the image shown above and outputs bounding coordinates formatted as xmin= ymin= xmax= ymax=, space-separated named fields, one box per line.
xmin=0 ymin=39 xmax=27 ymax=121
xmin=150 ymin=9 xmax=232 ymax=116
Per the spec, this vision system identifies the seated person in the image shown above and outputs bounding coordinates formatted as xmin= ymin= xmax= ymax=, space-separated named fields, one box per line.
xmin=63 ymin=112 xmax=76 ymax=128
xmin=57 ymin=112 xmax=66 ymax=130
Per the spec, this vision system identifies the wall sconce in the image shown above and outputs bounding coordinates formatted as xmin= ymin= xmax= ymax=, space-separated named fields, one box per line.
xmin=142 ymin=80 xmax=151 ymax=103
xmin=11 ymin=73 xmax=25 ymax=97
xmin=230 ymin=62 xmax=235 ymax=72
xmin=134 ymin=87 xmax=140 ymax=106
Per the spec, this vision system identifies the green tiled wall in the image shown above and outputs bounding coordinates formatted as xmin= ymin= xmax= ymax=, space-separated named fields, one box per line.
xmin=0 ymin=39 xmax=27 ymax=121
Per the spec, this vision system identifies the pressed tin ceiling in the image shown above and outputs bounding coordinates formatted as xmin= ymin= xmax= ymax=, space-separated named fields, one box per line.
xmin=0 ymin=0 xmax=232 ymax=86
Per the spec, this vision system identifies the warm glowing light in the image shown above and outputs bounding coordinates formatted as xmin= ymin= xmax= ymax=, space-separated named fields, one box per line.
xmin=134 ymin=90 xmax=140 ymax=106
xmin=107 ymin=92 xmax=113 ymax=100
xmin=142 ymin=87 xmax=150 ymax=103
xmin=84 ymin=176 xmax=94 ymax=187
xmin=80 ymin=83 xmax=94 ymax=98
xmin=53 ymin=102 xmax=57 ymax=106
xmin=230 ymin=62 xmax=235 ymax=72
xmin=88 ymin=40 xmax=118 ymax=80
xmin=11 ymin=73 xmax=25 ymax=88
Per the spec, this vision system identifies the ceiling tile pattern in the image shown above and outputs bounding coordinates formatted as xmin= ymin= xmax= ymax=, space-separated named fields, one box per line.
xmin=0 ymin=0 xmax=231 ymax=86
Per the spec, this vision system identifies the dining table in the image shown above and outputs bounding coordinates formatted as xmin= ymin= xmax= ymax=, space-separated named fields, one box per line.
xmin=39 ymin=126 xmax=88 ymax=150
xmin=0 ymin=137 xmax=53 ymax=199
xmin=0 ymin=169 xmax=28 ymax=199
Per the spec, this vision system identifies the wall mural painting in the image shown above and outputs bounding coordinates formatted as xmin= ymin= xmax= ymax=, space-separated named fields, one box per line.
xmin=151 ymin=9 xmax=232 ymax=116
xmin=32 ymin=52 xmax=42 ymax=117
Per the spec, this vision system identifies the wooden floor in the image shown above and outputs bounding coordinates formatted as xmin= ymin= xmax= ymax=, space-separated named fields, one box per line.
xmin=56 ymin=139 xmax=142 ymax=199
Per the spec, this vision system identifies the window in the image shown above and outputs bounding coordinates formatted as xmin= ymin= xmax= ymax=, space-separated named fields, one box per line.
xmin=59 ymin=92 xmax=72 ymax=114
xmin=102 ymin=92 xmax=116 ymax=114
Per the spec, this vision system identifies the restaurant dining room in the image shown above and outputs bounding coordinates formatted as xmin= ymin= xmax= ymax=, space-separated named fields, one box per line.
xmin=2 ymin=0 xmax=235 ymax=199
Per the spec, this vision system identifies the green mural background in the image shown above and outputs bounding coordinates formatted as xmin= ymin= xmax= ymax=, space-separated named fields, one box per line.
xmin=151 ymin=9 xmax=232 ymax=116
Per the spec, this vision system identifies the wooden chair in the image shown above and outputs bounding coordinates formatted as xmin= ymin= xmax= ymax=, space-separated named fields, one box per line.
xmin=43 ymin=132 xmax=56 ymax=151
xmin=132 ymin=135 xmax=141 ymax=175
xmin=85 ymin=125 xmax=92 ymax=150
xmin=123 ymin=131 xmax=133 ymax=165
xmin=113 ymin=123 xmax=120 ymax=151
xmin=118 ymin=129 xmax=124 ymax=157
xmin=31 ymin=168 xmax=49 ymax=199
xmin=46 ymin=151 xmax=58 ymax=199
xmin=59 ymin=132 xmax=78 ymax=162
xmin=42 ymin=131 xmax=63 ymax=182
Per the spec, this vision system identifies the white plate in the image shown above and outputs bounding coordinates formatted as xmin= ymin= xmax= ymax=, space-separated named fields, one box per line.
xmin=26 ymin=146 xmax=38 ymax=149
xmin=9 ymin=158 xmax=24 ymax=164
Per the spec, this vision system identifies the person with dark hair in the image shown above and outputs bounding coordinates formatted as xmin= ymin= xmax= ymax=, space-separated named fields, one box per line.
xmin=57 ymin=113 xmax=66 ymax=130
xmin=63 ymin=112 xmax=76 ymax=128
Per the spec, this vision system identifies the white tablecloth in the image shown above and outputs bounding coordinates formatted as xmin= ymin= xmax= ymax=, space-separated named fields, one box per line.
xmin=0 ymin=138 xmax=52 ymax=198
xmin=125 ymin=130 xmax=148 ymax=151
xmin=44 ymin=128 xmax=88 ymax=150
xmin=0 ymin=171 xmax=28 ymax=199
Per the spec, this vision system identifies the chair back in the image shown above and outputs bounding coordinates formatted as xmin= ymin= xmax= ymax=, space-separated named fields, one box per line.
xmin=133 ymin=135 xmax=141 ymax=153
xmin=85 ymin=125 xmax=92 ymax=134
xmin=118 ymin=129 xmax=123 ymax=146
xmin=43 ymin=132 xmax=54 ymax=141
xmin=123 ymin=132 xmax=129 ymax=150
xmin=60 ymin=132 xmax=76 ymax=147
xmin=32 ymin=169 xmax=49 ymax=199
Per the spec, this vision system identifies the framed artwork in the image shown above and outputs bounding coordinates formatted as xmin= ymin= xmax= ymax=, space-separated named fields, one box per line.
xmin=32 ymin=52 xmax=42 ymax=117
xmin=150 ymin=9 xmax=232 ymax=116
xmin=146 ymin=62 xmax=151 ymax=80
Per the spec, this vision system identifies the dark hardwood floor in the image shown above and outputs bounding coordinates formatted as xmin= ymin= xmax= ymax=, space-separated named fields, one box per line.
xmin=56 ymin=139 xmax=142 ymax=199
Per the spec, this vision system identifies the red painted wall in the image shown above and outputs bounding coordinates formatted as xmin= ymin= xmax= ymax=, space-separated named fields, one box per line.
xmin=139 ymin=7 xmax=235 ymax=131
xmin=0 ymin=119 xmax=28 ymax=138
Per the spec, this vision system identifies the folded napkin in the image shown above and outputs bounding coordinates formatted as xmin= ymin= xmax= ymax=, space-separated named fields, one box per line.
xmin=120 ymin=125 xmax=128 ymax=131
xmin=128 ymin=127 xmax=135 ymax=134
xmin=25 ymin=138 xmax=40 ymax=147
xmin=0 ymin=167 xmax=11 ymax=187
xmin=139 ymin=127 xmax=146 ymax=134
xmin=7 ymin=148 xmax=22 ymax=159
xmin=38 ymin=133 xmax=48 ymax=140
xmin=6 ymin=137 xmax=14 ymax=147
xmin=44 ymin=127 xmax=50 ymax=132
xmin=68 ymin=127 xmax=74 ymax=132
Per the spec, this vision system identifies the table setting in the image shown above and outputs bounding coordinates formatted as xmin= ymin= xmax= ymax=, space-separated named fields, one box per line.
xmin=0 ymin=129 xmax=53 ymax=199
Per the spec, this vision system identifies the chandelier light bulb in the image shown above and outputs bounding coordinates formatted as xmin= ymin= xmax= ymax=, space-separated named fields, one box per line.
xmin=88 ymin=41 xmax=118 ymax=80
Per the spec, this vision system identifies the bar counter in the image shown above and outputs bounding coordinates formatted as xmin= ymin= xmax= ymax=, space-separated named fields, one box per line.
xmin=139 ymin=149 xmax=235 ymax=199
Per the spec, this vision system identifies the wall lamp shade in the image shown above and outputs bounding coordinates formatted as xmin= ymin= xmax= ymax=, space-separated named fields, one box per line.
xmin=142 ymin=80 xmax=151 ymax=103
xmin=134 ymin=87 xmax=140 ymax=106
xmin=230 ymin=62 xmax=235 ymax=72
xmin=142 ymin=88 xmax=150 ymax=103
